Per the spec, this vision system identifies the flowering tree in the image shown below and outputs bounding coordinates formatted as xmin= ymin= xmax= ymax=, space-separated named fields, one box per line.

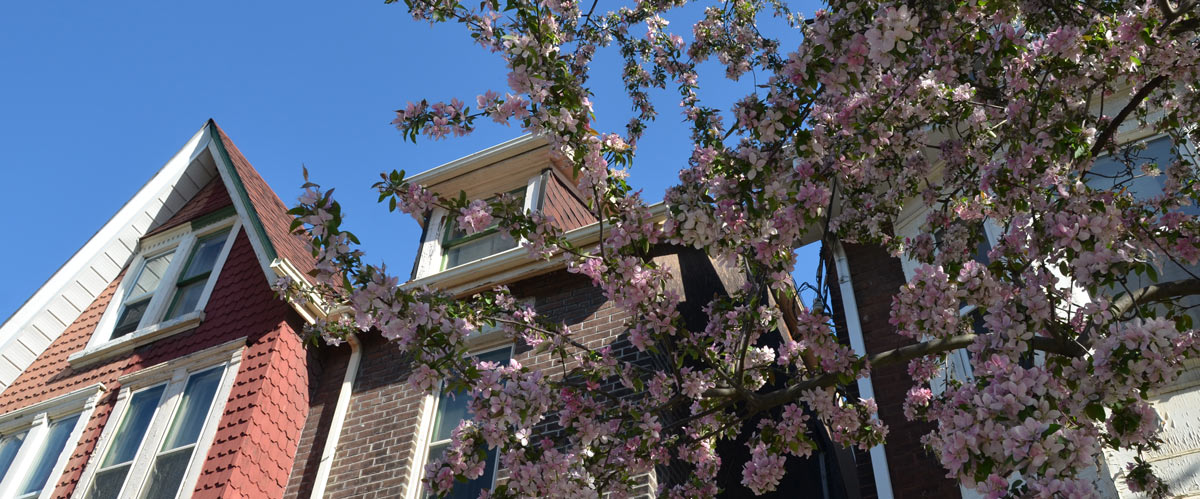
xmin=282 ymin=0 xmax=1200 ymax=497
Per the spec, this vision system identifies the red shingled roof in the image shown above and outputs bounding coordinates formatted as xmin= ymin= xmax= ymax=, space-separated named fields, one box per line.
xmin=209 ymin=121 xmax=318 ymax=286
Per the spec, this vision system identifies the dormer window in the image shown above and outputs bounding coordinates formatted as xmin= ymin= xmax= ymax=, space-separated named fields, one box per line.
xmin=406 ymin=136 xmax=599 ymax=283
xmin=441 ymin=189 xmax=525 ymax=269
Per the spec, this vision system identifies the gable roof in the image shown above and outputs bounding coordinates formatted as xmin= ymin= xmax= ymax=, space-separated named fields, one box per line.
xmin=0 ymin=121 xmax=319 ymax=391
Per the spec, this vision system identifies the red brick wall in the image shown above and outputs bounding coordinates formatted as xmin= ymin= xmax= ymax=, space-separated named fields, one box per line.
xmin=833 ymin=243 xmax=960 ymax=498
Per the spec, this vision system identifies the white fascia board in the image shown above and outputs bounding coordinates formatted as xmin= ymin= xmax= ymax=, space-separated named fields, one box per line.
xmin=405 ymin=134 xmax=545 ymax=187
xmin=404 ymin=202 xmax=668 ymax=296
xmin=205 ymin=138 xmax=278 ymax=288
xmin=0 ymin=124 xmax=213 ymax=389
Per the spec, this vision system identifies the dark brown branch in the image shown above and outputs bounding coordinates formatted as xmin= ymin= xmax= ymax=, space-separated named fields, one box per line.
xmin=730 ymin=334 xmax=1083 ymax=413
xmin=1112 ymin=277 xmax=1200 ymax=318
xmin=1076 ymin=278 xmax=1200 ymax=347
xmin=1090 ymin=76 xmax=1168 ymax=158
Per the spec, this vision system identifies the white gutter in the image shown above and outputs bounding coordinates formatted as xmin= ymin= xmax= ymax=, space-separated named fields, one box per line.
xmin=831 ymin=241 xmax=895 ymax=499
xmin=310 ymin=332 xmax=362 ymax=499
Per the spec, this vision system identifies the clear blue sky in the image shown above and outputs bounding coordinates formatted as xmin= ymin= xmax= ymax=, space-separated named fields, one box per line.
xmin=0 ymin=1 xmax=822 ymax=322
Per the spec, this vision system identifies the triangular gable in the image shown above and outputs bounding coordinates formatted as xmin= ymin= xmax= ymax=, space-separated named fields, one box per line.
xmin=0 ymin=125 xmax=220 ymax=390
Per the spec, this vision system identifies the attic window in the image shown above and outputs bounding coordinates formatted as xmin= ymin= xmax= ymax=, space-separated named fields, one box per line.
xmin=89 ymin=215 xmax=240 ymax=351
xmin=441 ymin=188 xmax=526 ymax=270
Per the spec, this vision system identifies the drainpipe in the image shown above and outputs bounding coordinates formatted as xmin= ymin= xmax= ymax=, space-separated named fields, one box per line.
xmin=831 ymin=241 xmax=895 ymax=499
xmin=310 ymin=332 xmax=362 ymax=498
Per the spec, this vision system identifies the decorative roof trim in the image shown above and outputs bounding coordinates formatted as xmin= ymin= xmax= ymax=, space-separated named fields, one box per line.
xmin=406 ymin=134 xmax=546 ymax=187
xmin=0 ymin=124 xmax=215 ymax=390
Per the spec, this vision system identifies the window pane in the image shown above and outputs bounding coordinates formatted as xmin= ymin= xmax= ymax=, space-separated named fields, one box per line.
xmin=445 ymin=232 xmax=516 ymax=268
xmin=163 ymin=281 xmax=206 ymax=321
xmin=1088 ymin=136 xmax=1192 ymax=211
xmin=139 ymin=447 xmax=192 ymax=499
xmin=179 ymin=231 xmax=228 ymax=282
xmin=101 ymin=385 xmax=166 ymax=468
xmin=0 ymin=431 xmax=27 ymax=482
xmin=20 ymin=413 xmax=80 ymax=496
xmin=160 ymin=368 xmax=222 ymax=451
xmin=88 ymin=464 xmax=132 ymax=499
xmin=127 ymin=252 xmax=175 ymax=300
xmin=425 ymin=443 xmax=498 ymax=499
xmin=425 ymin=348 xmax=510 ymax=497
xmin=113 ymin=298 xmax=151 ymax=338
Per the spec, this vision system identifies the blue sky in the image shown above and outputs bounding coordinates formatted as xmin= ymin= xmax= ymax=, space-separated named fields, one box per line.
xmin=0 ymin=1 xmax=822 ymax=322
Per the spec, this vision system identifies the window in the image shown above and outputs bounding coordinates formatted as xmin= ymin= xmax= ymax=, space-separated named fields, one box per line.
xmin=442 ymin=189 xmax=525 ymax=270
xmin=412 ymin=174 xmax=545 ymax=279
xmin=0 ymin=384 xmax=103 ymax=499
xmin=87 ymin=218 xmax=239 ymax=350
xmin=1088 ymin=135 xmax=1198 ymax=214
xmin=78 ymin=340 xmax=242 ymax=499
xmin=414 ymin=346 xmax=511 ymax=499
xmin=164 ymin=229 xmax=230 ymax=321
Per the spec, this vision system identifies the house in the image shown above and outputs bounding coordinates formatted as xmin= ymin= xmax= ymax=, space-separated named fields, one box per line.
xmin=0 ymin=120 xmax=320 ymax=498
xmin=6 ymin=118 xmax=1194 ymax=499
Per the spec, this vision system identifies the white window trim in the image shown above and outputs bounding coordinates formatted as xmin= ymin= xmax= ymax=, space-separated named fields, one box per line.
xmin=70 ymin=219 xmax=242 ymax=368
xmin=405 ymin=337 xmax=514 ymax=499
xmin=0 ymin=383 xmax=105 ymax=499
xmin=413 ymin=176 xmax=543 ymax=280
xmin=71 ymin=338 xmax=245 ymax=499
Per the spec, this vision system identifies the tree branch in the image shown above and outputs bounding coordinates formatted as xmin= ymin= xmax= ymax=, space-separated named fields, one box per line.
xmin=1090 ymin=75 xmax=1167 ymax=158
xmin=740 ymin=334 xmax=1083 ymax=412
xmin=1112 ymin=277 xmax=1200 ymax=318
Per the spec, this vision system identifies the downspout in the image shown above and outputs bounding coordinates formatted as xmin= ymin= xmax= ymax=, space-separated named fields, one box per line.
xmin=831 ymin=240 xmax=896 ymax=499
xmin=310 ymin=332 xmax=362 ymax=498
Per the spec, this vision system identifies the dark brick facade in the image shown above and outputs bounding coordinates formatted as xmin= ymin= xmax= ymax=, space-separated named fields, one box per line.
xmin=828 ymin=243 xmax=961 ymax=499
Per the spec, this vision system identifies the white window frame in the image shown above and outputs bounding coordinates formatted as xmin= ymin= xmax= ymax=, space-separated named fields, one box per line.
xmin=413 ymin=175 xmax=544 ymax=279
xmin=405 ymin=330 xmax=515 ymax=499
xmin=71 ymin=338 xmax=245 ymax=499
xmin=71 ymin=218 xmax=241 ymax=367
xmin=0 ymin=384 xmax=105 ymax=499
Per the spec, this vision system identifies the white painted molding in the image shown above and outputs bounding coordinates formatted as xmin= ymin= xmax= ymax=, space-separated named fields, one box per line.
xmin=67 ymin=312 xmax=205 ymax=369
xmin=406 ymin=135 xmax=545 ymax=188
xmin=830 ymin=241 xmax=895 ymax=499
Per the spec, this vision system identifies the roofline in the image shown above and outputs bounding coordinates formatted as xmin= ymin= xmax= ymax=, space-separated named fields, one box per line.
xmin=406 ymin=134 xmax=546 ymax=187
xmin=205 ymin=120 xmax=279 ymax=264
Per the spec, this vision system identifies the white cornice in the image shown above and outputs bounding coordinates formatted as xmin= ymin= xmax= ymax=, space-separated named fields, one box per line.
xmin=406 ymin=134 xmax=546 ymax=188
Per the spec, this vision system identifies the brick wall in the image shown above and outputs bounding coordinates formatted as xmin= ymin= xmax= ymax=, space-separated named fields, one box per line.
xmin=285 ymin=343 xmax=351 ymax=497
xmin=314 ymin=267 xmax=644 ymax=498
xmin=833 ymin=243 xmax=960 ymax=498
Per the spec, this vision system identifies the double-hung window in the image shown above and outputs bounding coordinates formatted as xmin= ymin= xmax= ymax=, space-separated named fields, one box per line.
xmin=412 ymin=174 xmax=547 ymax=279
xmin=77 ymin=216 xmax=239 ymax=363
xmin=412 ymin=346 xmax=511 ymax=499
xmin=79 ymin=340 xmax=242 ymax=499
xmin=0 ymin=385 xmax=103 ymax=499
